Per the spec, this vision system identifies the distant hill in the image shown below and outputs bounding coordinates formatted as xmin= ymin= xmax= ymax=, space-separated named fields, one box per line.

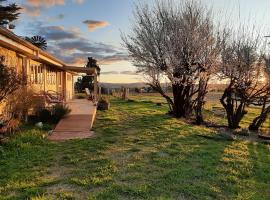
xmin=100 ymin=82 xmax=147 ymax=88
xmin=100 ymin=82 xmax=227 ymax=91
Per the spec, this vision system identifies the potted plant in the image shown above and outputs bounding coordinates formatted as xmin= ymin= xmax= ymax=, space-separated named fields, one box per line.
xmin=97 ymin=96 xmax=110 ymax=110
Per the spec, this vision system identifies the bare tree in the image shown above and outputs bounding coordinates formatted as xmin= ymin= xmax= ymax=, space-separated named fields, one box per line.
xmin=193 ymin=30 xmax=224 ymax=124
xmin=123 ymin=0 xmax=221 ymax=120
xmin=0 ymin=56 xmax=22 ymax=104
xmin=248 ymin=55 xmax=270 ymax=131
xmin=220 ymin=29 xmax=267 ymax=129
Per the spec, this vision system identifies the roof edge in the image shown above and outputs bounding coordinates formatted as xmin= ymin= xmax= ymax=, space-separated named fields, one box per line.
xmin=0 ymin=27 xmax=66 ymax=66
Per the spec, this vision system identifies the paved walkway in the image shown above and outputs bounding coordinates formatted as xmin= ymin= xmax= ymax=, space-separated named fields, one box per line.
xmin=48 ymin=99 xmax=97 ymax=141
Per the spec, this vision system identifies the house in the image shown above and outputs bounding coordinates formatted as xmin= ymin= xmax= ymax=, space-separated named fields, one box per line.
xmin=0 ymin=27 xmax=98 ymax=114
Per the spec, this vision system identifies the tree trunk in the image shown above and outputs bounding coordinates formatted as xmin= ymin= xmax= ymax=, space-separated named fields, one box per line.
xmin=172 ymin=84 xmax=193 ymax=118
xmin=249 ymin=104 xmax=270 ymax=131
xmin=149 ymin=82 xmax=174 ymax=114
xmin=220 ymin=86 xmax=247 ymax=129
xmin=195 ymin=100 xmax=204 ymax=124
xmin=195 ymin=77 xmax=209 ymax=125
xmin=150 ymin=82 xmax=194 ymax=119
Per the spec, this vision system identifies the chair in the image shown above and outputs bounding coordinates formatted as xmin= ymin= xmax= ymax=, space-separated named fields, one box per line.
xmin=44 ymin=91 xmax=65 ymax=105
xmin=85 ymin=88 xmax=94 ymax=101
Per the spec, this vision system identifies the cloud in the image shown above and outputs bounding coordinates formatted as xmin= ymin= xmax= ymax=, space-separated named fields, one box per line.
xmin=29 ymin=24 xmax=80 ymax=40
xmin=120 ymin=71 xmax=137 ymax=75
xmin=101 ymin=71 xmax=137 ymax=75
xmin=47 ymin=14 xmax=64 ymax=22
xmin=101 ymin=71 xmax=120 ymax=75
xmin=23 ymin=0 xmax=84 ymax=16
xmin=56 ymin=40 xmax=118 ymax=54
xmin=25 ymin=22 xmax=128 ymax=66
xmin=83 ymin=20 xmax=110 ymax=32
xmin=22 ymin=5 xmax=41 ymax=17
xmin=26 ymin=0 xmax=65 ymax=8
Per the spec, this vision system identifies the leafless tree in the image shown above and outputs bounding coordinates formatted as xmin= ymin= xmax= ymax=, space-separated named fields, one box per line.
xmin=248 ymin=55 xmax=270 ymax=131
xmin=219 ymin=28 xmax=267 ymax=129
xmin=0 ymin=56 xmax=22 ymax=104
xmin=123 ymin=0 xmax=221 ymax=121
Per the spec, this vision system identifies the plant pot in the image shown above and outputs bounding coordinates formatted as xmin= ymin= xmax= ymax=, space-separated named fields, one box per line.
xmin=98 ymin=101 xmax=110 ymax=110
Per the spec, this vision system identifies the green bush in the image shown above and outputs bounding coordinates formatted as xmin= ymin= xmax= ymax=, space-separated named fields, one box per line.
xmin=98 ymin=96 xmax=110 ymax=111
xmin=51 ymin=104 xmax=71 ymax=123
xmin=36 ymin=108 xmax=51 ymax=123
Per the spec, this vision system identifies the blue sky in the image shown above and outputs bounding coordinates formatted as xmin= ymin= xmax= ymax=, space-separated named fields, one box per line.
xmin=10 ymin=0 xmax=270 ymax=83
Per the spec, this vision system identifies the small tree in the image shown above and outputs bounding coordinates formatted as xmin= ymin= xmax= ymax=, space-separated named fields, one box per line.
xmin=75 ymin=57 xmax=100 ymax=92
xmin=249 ymin=55 xmax=270 ymax=131
xmin=86 ymin=57 xmax=100 ymax=75
xmin=123 ymin=0 xmax=221 ymax=120
xmin=0 ymin=0 xmax=21 ymax=29
xmin=0 ymin=56 xmax=22 ymax=104
xmin=220 ymin=29 xmax=266 ymax=129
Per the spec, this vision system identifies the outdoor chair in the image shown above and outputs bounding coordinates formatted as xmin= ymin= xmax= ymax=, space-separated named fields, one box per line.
xmin=44 ymin=90 xmax=65 ymax=105
xmin=85 ymin=88 xmax=94 ymax=101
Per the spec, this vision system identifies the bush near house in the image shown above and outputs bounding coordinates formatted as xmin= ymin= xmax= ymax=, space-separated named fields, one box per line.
xmin=0 ymin=59 xmax=24 ymax=137
xmin=36 ymin=108 xmax=52 ymax=123
xmin=0 ymin=58 xmax=22 ymax=104
xmin=97 ymin=96 xmax=110 ymax=111
xmin=36 ymin=104 xmax=71 ymax=124
xmin=51 ymin=104 xmax=71 ymax=123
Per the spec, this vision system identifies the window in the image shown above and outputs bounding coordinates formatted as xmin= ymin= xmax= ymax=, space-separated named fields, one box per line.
xmin=47 ymin=68 xmax=56 ymax=85
xmin=30 ymin=64 xmax=43 ymax=84
xmin=58 ymin=72 xmax=62 ymax=85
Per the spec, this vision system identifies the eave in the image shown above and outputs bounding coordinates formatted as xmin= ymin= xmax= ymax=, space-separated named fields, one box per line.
xmin=0 ymin=27 xmax=65 ymax=68
xmin=65 ymin=66 xmax=97 ymax=75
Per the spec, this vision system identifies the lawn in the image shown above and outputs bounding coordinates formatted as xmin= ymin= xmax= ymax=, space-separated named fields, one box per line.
xmin=0 ymin=97 xmax=269 ymax=199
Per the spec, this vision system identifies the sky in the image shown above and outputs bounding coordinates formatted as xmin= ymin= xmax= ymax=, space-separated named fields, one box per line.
xmin=9 ymin=0 xmax=270 ymax=83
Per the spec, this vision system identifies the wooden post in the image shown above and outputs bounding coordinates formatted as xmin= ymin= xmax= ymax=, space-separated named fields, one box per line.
xmin=94 ymin=74 xmax=98 ymax=102
xmin=122 ymin=87 xmax=129 ymax=100
xmin=98 ymin=86 xmax=101 ymax=100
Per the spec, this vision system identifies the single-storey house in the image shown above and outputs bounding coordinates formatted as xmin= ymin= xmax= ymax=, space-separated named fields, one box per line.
xmin=0 ymin=27 xmax=98 ymax=115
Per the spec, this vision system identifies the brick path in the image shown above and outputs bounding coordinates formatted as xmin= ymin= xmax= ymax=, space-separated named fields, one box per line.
xmin=48 ymin=99 xmax=96 ymax=141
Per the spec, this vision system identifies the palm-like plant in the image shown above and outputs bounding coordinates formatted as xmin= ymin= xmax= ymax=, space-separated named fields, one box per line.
xmin=26 ymin=35 xmax=47 ymax=50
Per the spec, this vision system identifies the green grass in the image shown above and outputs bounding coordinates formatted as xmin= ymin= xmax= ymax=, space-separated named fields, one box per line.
xmin=0 ymin=97 xmax=269 ymax=199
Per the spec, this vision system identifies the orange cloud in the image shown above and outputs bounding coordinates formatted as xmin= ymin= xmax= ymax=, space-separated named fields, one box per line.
xmin=26 ymin=0 xmax=65 ymax=8
xmin=83 ymin=20 xmax=110 ymax=32
xmin=23 ymin=0 xmax=84 ymax=16
xmin=22 ymin=5 xmax=41 ymax=17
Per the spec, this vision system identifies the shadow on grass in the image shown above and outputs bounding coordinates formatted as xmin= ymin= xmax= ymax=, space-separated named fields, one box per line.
xmin=87 ymin=100 xmax=234 ymax=199
xmin=1 ymin=99 xmax=269 ymax=199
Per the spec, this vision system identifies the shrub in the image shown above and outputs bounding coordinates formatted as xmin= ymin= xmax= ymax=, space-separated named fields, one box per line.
xmin=36 ymin=108 xmax=51 ymax=123
xmin=5 ymin=87 xmax=40 ymax=121
xmin=51 ymin=104 xmax=71 ymax=123
xmin=0 ymin=57 xmax=22 ymax=104
xmin=0 ymin=117 xmax=20 ymax=137
xmin=98 ymin=96 xmax=110 ymax=111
